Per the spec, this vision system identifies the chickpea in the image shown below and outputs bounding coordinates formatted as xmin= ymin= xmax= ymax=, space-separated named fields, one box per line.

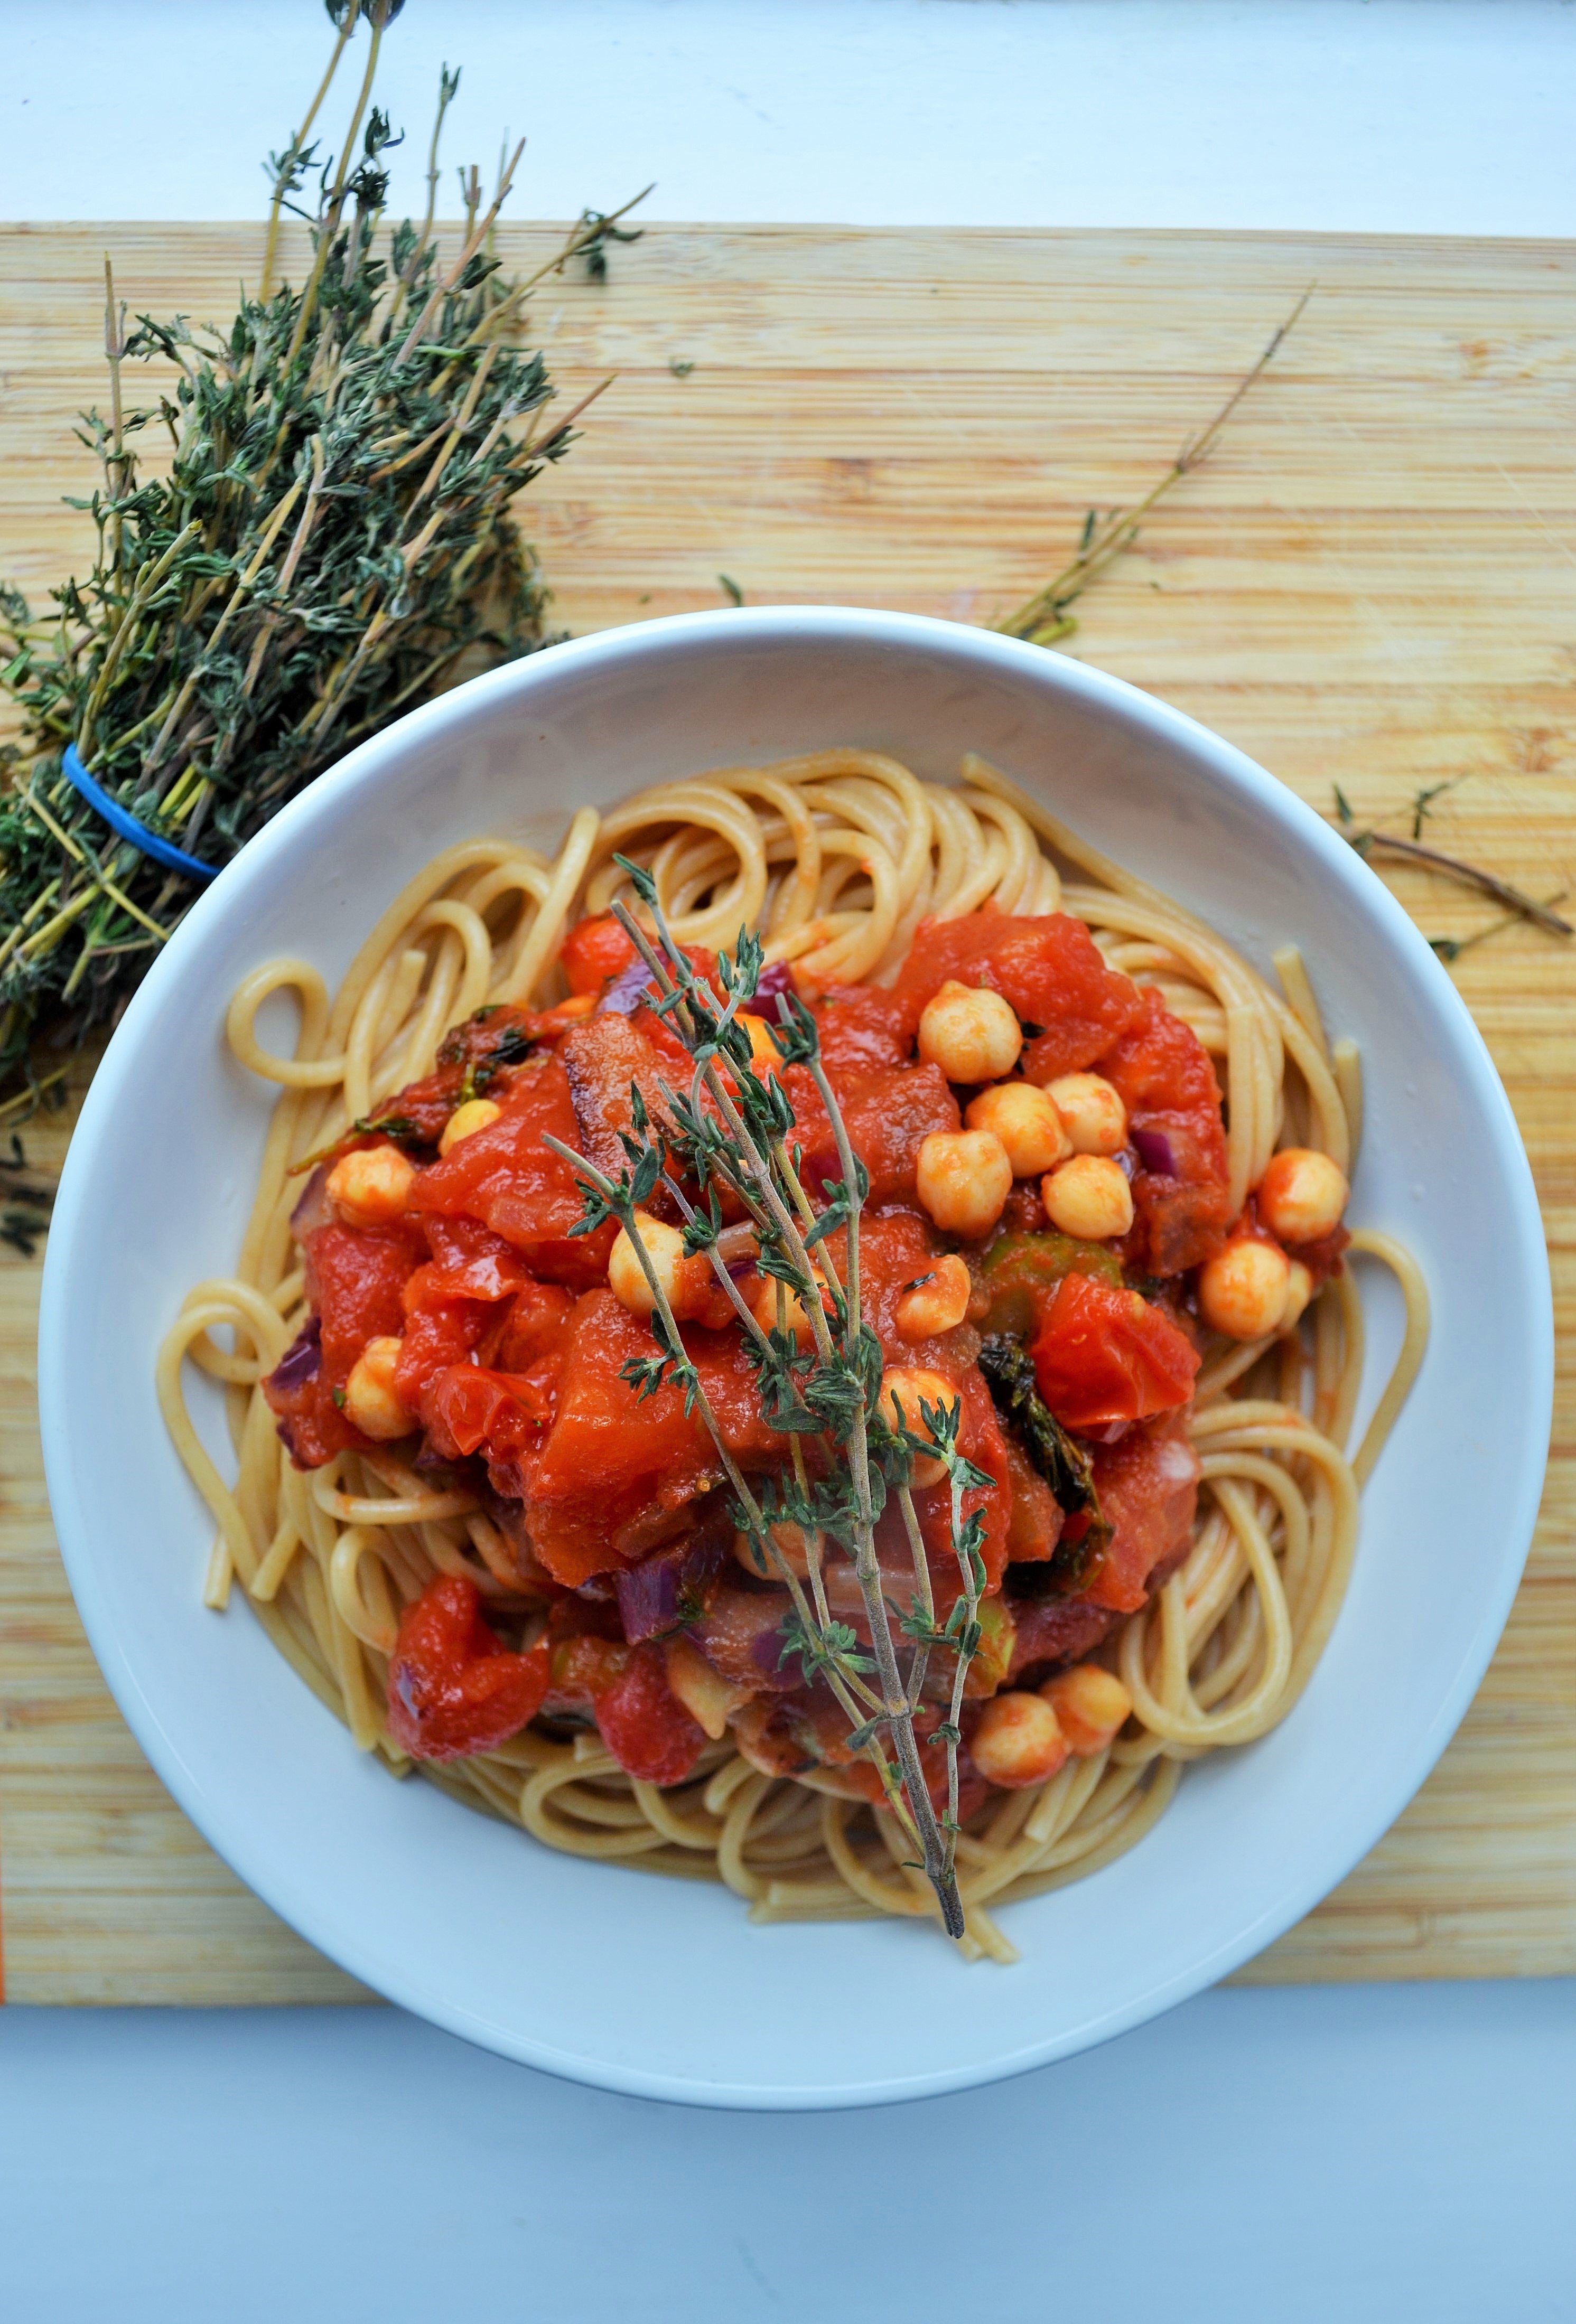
xmin=732 ymin=1520 xmax=815 ymax=1581
xmin=1046 ymin=1072 xmax=1129 ymax=1157
xmin=1199 ymin=1235 xmax=1292 ymax=1340
xmin=663 ymin=1635 xmax=750 ymax=1739
xmin=438 ymin=1096 xmax=502 ymax=1155
xmin=964 ymin=1081 xmax=1071 ymax=1177
xmin=343 ymin=1336 xmax=413 ymax=1441
xmin=915 ymin=1129 xmax=1013 ymax=1240
xmin=895 ymin=1252 xmax=973 ymax=1339
xmin=326 ymin=1142 xmax=415 ymax=1228
xmin=753 ymin=1262 xmax=835 ymax=1345
xmin=970 ymin=1692 xmax=1070 ymax=1789
xmin=1040 ymin=1664 xmax=1132 ymax=1756
xmin=878 ymin=1365 xmax=957 ymax=1487
xmin=1257 ymin=1147 xmax=1349 ymax=1245
xmin=1042 ymin=1154 xmax=1134 ymax=1241
xmin=608 ymin=1210 xmax=710 ymax=1323
xmin=721 ymin=1011 xmax=783 ymax=1094
xmin=918 ymin=980 xmax=1023 ymax=1084
xmin=1279 ymin=1258 xmax=1315 ymax=1336
xmin=739 ymin=1012 xmax=782 ymax=1073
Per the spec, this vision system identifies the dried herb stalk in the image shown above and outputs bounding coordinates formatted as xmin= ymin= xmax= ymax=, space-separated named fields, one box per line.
xmin=1331 ymin=783 xmax=1574 ymax=953
xmin=996 ymin=286 xmax=1313 ymax=646
xmin=0 ymin=0 xmax=641 ymax=1097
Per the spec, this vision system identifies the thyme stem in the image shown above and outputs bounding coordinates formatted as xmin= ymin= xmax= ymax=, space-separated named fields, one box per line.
xmin=997 ymin=283 xmax=1313 ymax=644
xmin=591 ymin=893 xmax=967 ymax=1937
xmin=1355 ymin=831 xmax=1574 ymax=938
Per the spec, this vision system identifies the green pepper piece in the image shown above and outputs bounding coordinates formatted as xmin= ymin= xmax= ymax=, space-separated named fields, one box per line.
xmin=978 ymin=1229 xmax=1122 ymax=1337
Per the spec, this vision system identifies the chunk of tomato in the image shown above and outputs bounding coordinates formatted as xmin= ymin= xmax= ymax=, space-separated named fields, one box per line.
xmin=1084 ymin=1413 xmax=1202 ymax=1611
xmin=1030 ymin=1270 xmax=1199 ymax=1430
xmin=263 ymin=1317 xmax=360 ymax=1469
xmin=482 ymin=1279 xmax=575 ymax=1371
xmin=410 ymin=1214 xmax=534 ymax=1304
xmin=303 ymin=1220 xmax=423 ymax=1381
xmin=812 ymin=984 xmax=919 ymax=1081
xmin=386 ymin=1574 xmax=549 ymax=1761
xmin=393 ymin=1294 xmax=492 ymax=1426
xmin=561 ymin=914 xmax=641 ymax=996
xmin=896 ymin=912 xmax=1144 ymax=1080
xmin=784 ymin=1061 xmax=960 ymax=1205
xmin=592 ymin=1641 xmax=707 ymax=1785
xmin=411 ymin=1053 xmax=614 ymax=1288
xmin=423 ymin=1364 xmax=557 ymax=1465
xmin=1097 ymin=988 xmax=1232 ymax=1275
xmin=559 ymin=913 xmax=720 ymax=1000
xmin=521 ymin=1290 xmax=778 ymax=1585
xmin=909 ymin=1367 xmax=1013 ymax=1594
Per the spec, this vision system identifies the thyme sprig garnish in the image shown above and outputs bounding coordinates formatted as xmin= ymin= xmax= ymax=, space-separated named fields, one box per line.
xmin=0 ymin=0 xmax=642 ymax=1094
xmin=997 ymin=285 xmax=1313 ymax=646
xmin=1331 ymin=783 xmax=1574 ymax=948
xmin=544 ymin=860 xmax=995 ymax=1939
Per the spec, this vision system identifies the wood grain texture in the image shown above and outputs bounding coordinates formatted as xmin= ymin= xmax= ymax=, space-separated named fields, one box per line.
xmin=1 ymin=222 xmax=1571 ymax=2002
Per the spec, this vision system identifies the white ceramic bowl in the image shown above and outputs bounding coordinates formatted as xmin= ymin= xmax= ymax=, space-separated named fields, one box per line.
xmin=40 ymin=609 xmax=1551 ymax=2109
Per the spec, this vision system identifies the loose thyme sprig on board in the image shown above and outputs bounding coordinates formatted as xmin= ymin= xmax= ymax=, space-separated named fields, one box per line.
xmin=0 ymin=0 xmax=643 ymax=1098
xmin=995 ymin=286 xmax=1313 ymax=647
xmin=1331 ymin=782 xmax=1573 ymax=959
xmin=543 ymin=859 xmax=994 ymax=1942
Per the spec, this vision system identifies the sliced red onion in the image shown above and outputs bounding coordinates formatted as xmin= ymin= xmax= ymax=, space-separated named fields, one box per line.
xmin=614 ymin=1532 xmax=726 ymax=1643
xmin=1130 ymin=1125 xmax=1179 ymax=1178
xmin=753 ymin=959 xmax=794 ymax=1007
xmin=595 ymin=956 xmax=659 ymax=1016
xmin=692 ymin=1581 xmax=799 ymax=1691
xmin=289 ymin=1163 xmax=335 ymax=1239
xmin=266 ymin=1313 xmax=321 ymax=1393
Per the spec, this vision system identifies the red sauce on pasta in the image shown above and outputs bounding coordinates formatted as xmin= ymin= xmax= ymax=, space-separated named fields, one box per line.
xmin=264 ymin=910 xmax=1322 ymax=1789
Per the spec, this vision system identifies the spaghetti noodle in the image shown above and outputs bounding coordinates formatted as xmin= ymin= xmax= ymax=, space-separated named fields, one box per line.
xmin=160 ymin=752 xmax=1428 ymax=1962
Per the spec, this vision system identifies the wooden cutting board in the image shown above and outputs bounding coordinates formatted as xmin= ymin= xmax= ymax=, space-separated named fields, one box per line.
xmin=1 ymin=223 xmax=1571 ymax=2003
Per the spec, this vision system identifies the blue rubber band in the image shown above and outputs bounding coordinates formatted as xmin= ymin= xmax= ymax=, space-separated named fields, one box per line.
xmin=60 ymin=744 xmax=221 ymax=883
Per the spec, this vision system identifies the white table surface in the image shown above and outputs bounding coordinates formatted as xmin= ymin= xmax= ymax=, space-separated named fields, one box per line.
xmin=4 ymin=0 xmax=1575 ymax=235
xmin=3 ymin=4 xmax=1571 ymax=2314
xmin=2 ymin=1982 xmax=1572 ymax=2319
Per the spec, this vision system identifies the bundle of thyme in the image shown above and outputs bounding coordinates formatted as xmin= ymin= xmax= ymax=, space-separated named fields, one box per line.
xmin=0 ymin=0 xmax=641 ymax=1098
xmin=546 ymin=860 xmax=993 ymax=1941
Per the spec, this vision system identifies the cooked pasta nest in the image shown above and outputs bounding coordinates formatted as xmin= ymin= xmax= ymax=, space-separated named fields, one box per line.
xmin=161 ymin=752 xmax=1426 ymax=1962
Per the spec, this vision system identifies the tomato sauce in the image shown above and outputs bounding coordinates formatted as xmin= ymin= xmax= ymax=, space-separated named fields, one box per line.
xmin=896 ymin=911 xmax=1144 ymax=1080
xmin=1097 ymin=988 xmax=1233 ymax=1276
xmin=387 ymin=1575 xmax=550 ymax=1761
xmin=268 ymin=899 xmax=1338 ymax=1798
xmin=413 ymin=1053 xmax=616 ymax=1287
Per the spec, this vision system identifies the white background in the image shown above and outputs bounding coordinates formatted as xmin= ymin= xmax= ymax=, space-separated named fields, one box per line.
xmin=3 ymin=0 xmax=1575 ymax=235
xmin=2 ymin=4 xmax=1572 ymax=2318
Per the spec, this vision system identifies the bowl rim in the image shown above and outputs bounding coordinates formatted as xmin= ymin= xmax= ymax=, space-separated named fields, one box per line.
xmin=38 ymin=606 xmax=1554 ymax=2106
